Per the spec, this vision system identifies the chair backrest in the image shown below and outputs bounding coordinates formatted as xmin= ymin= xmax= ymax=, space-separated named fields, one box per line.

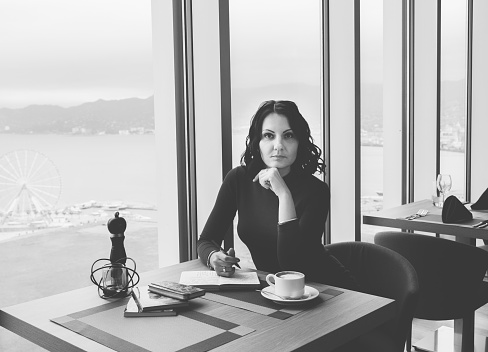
xmin=374 ymin=231 xmax=488 ymax=320
xmin=325 ymin=241 xmax=419 ymax=351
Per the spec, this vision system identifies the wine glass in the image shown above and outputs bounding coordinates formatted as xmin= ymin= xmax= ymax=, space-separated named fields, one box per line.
xmin=436 ymin=174 xmax=452 ymax=206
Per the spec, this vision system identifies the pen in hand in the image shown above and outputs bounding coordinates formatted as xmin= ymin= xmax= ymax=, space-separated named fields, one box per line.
xmin=211 ymin=240 xmax=241 ymax=269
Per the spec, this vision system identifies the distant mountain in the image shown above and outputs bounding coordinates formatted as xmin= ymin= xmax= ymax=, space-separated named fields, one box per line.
xmin=1 ymin=79 xmax=465 ymax=135
xmin=0 ymin=96 xmax=154 ymax=134
xmin=232 ymin=82 xmax=384 ymax=132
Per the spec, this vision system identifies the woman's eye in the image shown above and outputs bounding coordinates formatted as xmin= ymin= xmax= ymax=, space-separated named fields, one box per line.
xmin=284 ymin=132 xmax=295 ymax=139
xmin=262 ymin=133 xmax=274 ymax=139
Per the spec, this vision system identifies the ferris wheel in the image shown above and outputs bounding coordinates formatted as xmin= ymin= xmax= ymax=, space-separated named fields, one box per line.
xmin=0 ymin=150 xmax=62 ymax=223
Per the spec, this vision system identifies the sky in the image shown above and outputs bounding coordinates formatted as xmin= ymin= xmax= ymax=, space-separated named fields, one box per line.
xmin=0 ymin=0 xmax=153 ymax=109
xmin=0 ymin=0 xmax=384 ymax=110
xmin=0 ymin=0 xmax=465 ymax=110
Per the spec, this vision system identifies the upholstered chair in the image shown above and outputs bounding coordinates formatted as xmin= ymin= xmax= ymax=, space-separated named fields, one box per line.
xmin=325 ymin=241 xmax=419 ymax=352
xmin=375 ymin=231 xmax=488 ymax=351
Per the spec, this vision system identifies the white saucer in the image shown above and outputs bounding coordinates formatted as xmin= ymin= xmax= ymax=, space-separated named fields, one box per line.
xmin=261 ymin=285 xmax=319 ymax=305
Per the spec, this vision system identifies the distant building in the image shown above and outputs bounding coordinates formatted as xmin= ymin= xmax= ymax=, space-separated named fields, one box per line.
xmin=72 ymin=127 xmax=92 ymax=134
xmin=130 ymin=127 xmax=145 ymax=134
xmin=361 ymin=126 xmax=383 ymax=147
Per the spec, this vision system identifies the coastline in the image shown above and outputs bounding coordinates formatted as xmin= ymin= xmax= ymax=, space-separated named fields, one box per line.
xmin=0 ymin=202 xmax=157 ymax=243
xmin=0 ymin=215 xmax=158 ymax=309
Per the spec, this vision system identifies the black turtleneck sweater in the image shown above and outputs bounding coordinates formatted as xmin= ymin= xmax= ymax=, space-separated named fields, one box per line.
xmin=197 ymin=166 xmax=357 ymax=288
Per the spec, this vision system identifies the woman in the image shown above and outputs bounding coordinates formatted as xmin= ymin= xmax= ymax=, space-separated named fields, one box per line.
xmin=197 ymin=100 xmax=358 ymax=289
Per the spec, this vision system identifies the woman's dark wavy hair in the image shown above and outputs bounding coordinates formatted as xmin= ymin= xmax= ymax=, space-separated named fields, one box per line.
xmin=240 ymin=100 xmax=325 ymax=177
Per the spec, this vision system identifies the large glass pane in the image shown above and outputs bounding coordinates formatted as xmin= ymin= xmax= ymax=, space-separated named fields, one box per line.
xmin=471 ymin=0 xmax=488 ymax=247
xmin=440 ymin=0 xmax=467 ymax=201
xmin=360 ymin=0 xmax=384 ymax=243
xmin=229 ymin=0 xmax=322 ymax=267
xmin=0 ymin=0 xmax=154 ymax=333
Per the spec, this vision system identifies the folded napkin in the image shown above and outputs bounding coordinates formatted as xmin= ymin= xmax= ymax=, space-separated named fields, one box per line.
xmin=442 ymin=195 xmax=473 ymax=223
xmin=471 ymin=187 xmax=488 ymax=210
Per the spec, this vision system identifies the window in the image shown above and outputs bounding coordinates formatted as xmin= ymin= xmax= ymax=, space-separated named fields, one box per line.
xmin=0 ymin=3 xmax=155 ymax=349
xmin=471 ymin=0 xmax=488 ymax=206
xmin=360 ymin=0 xmax=384 ymax=243
xmin=440 ymin=0 xmax=467 ymax=201
xmin=229 ymin=0 xmax=323 ymax=266
xmin=229 ymin=0 xmax=323 ymax=167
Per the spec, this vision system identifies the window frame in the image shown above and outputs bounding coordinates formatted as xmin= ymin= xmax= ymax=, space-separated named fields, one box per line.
xmin=153 ymin=0 xmax=481 ymax=262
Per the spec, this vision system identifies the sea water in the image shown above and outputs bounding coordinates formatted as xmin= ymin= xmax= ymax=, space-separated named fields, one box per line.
xmin=0 ymin=133 xmax=466 ymax=211
xmin=0 ymin=134 xmax=157 ymax=209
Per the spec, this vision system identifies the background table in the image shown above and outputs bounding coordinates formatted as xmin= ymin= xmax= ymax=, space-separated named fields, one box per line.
xmin=363 ymin=199 xmax=488 ymax=245
xmin=0 ymin=259 xmax=395 ymax=352
xmin=363 ymin=199 xmax=488 ymax=352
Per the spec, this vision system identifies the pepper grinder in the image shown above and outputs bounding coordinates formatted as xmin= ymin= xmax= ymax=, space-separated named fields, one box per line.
xmin=102 ymin=211 xmax=129 ymax=297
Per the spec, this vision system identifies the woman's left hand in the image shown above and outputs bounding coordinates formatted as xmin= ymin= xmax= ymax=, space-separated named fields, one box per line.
xmin=252 ymin=168 xmax=289 ymax=198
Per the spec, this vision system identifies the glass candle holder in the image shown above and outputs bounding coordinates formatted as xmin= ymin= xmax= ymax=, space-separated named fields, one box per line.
xmin=102 ymin=264 xmax=128 ymax=297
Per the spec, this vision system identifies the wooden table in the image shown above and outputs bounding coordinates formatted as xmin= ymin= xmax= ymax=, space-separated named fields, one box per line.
xmin=0 ymin=260 xmax=395 ymax=352
xmin=363 ymin=199 xmax=488 ymax=245
xmin=363 ymin=199 xmax=488 ymax=352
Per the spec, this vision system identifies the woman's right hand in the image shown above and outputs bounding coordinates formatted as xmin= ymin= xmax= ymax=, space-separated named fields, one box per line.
xmin=209 ymin=248 xmax=240 ymax=277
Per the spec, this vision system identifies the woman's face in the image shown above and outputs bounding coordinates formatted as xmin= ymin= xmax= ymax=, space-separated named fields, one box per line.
xmin=259 ymin=113 xmax=298 ymax=176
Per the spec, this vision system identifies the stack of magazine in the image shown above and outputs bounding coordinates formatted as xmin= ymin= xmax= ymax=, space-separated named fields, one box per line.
xmin=124 ymin=282 xmax=205 ymax=317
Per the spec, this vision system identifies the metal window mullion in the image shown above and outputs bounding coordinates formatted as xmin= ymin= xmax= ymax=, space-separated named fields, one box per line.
xmin=436 ymin=0 xmax=441 ymax=178
xmin=354 ymin=0 xmax=361 ymax=241
xmin=402 ymin=0 xmax=408 ymax=205
xmin=434 ymin=0 xmax=441 ymax=238
xmin=407 ymin=0 xmax=415 ymax=204
xmin=219 ymin=0 xmax=232 ymax=184
xmin=172 ymin=0 xmax=190 ymax=262
xmin=321 ymin=0 xmax=331 ymax=245
xmin=219 ymin=0 xmax=234 ymax=250
xmin=465 ymin=0 xmax=473 ymax=202
xmin=183 ymin=0 xmax=198 ymax=260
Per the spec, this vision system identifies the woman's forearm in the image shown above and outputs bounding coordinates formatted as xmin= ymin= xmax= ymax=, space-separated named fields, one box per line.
xmin=277 ymin=192 xmax=297 ymax=223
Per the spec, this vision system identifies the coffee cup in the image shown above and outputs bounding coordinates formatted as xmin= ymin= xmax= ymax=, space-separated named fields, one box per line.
xmin=265 ymin=271 xmax=305 ymax=299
